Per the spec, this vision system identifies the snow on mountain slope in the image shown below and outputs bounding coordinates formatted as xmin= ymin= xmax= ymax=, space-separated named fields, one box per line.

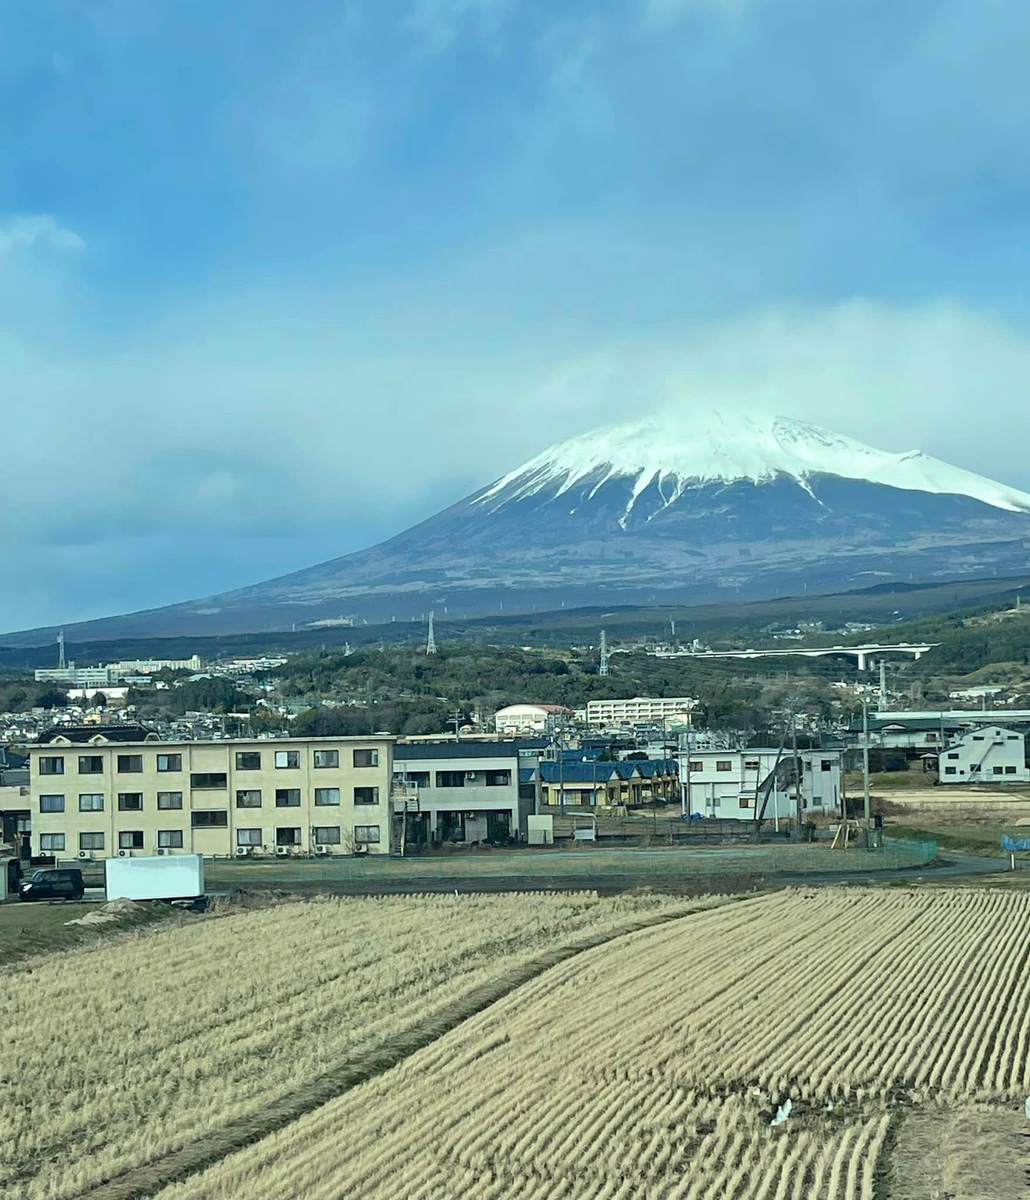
xmin=476 ymin=411 xmax=1030 ymax=517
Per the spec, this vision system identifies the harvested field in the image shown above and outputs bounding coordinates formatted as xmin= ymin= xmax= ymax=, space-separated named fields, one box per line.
xmin=1 ymin=890 xmax=698 ymax=1200
xmin=160 ymin=888 xmax=1030 ymax=1200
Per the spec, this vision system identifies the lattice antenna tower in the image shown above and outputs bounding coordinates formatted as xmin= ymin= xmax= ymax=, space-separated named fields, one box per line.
xmin=57 ymin=631 xmax=66 ymax=669
xmin=599 ymin=629 xmax=610 ymax=677
xmin=426 ymin=611 xmax=437 ymax=655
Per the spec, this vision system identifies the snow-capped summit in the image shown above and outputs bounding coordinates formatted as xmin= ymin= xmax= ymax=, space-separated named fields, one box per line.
xmin=477 ymin=411 xmax=1030 ymax=518
xmin=8 ymin=408 xmax=1030 ymax=642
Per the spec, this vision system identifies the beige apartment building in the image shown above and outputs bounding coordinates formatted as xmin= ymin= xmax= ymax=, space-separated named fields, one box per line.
xmin=28 ymin=731 xmax=394 ymax=861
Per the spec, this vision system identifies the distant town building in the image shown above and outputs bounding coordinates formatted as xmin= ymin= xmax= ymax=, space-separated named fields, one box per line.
xmin=586 ymin=696 xmax=697 ymax=727
xmin=938 ymin=726 xmax=1029 ymax=783
xmin=36 ymin=654 xmax=203 ymax=686
xmin=493 ymin=704 xmax=573 ymax=735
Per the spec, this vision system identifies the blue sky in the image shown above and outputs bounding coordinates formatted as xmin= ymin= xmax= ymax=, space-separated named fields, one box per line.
xmin=3 ymin=0 xmax=1030 ymax=631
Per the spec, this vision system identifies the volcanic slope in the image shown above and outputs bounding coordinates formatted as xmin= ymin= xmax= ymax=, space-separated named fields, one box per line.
xmin=7 ymin=409 xmax=1030 ymax=641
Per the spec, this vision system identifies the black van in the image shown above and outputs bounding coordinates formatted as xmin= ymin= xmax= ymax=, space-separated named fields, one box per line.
xmin=19 ymin=868 xmax=85 ymax=902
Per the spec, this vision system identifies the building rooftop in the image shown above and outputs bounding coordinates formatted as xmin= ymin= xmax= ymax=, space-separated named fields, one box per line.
xmin=395 ymin=740 xmax=523 ymax=761
xmin=32 ymin=728 xmax=395 ymax=747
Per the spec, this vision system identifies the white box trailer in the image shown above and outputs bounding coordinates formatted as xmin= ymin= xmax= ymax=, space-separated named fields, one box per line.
xmin=104 ymin=854 xmax=205 ymax=902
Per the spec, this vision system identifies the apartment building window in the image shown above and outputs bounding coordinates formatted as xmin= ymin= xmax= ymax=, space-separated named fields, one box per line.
xmin=716 ymin=761 xmax=733 ymax=772
xmin=688 ymin=761 xmax=703 ymax=773
xmin=993 ymin=766 xmax=1005 ymax=775
xmin=314 ymin=788 xmax=340 ymax=806
xmin=738 ymin=797 xmax=751 ymax=809
xmin=276 ymin=827 xmax=301 ymax=846
xmin=191 ymin=773 xmax=227 ymax=789
xmin=313 ymin=826 xmax=341 ymax=844
xmin=236 ymin=828 xmax=262 ymax=847
xmin=313 ymin=749 xmax=339 ymax=769
xmin=275 ymin=751 xmax=300 ymax=769
xmin=485 ymin=771 xmax=510 ymax=787
xmin=236 ymin=789 xmax=262 ymax=808
xmin=275 ymin=789 xmax=301 ymax=807
xmin=157 ymin=754 xmax=182 ymax=773
xmin=158 ymin=830 xmax=184 ymax=849
xmin=191 ymin=811 xmax=228 ymax=828
xmin=235 ymin=752 xmax=261 ymax=770
xmin=947 ymin=753 xmax=959 ymax=760
xmin=79 ymin=831 xmax=105 ymax=851
xmin=119 ymin=831 xmax=145 ymax=850
xmin=157 ymin=791 xmax=183 ymax=809
xmin=354 ymin=825 xmax=380 ymax=844
xmin=436 ymin=771 xmax=464 ymax=788
xmin=404 ymin=771 xmax=430 ymax=787
xmin=78 ymin=756 xmax=104 ymax=774
xmin=1006 ymin=766 xmax=1018 ymax=775
xmin=354 ymin=787 xmax=379 ymax=806
xmin=40 ymin=833 xmax=65 ymax=852
xmin=353 ymin=748 xmax=379 ymax=768
xmin=39 ymin=794 xmax=65 ymax=813
xmin=118 ymin=793 xmax=143 ymax=812
xmin=39 ymin=756 xmax=64 ymax=776
xmin=944 ymin=767 xmax=957 ymax=775
xmin=117 ymin=755 xmax=143 ymax=773
xmin=743 ymin=759 xmax=761 ymax=771
xmin=79 ymin=794 xmax=104 ymax=812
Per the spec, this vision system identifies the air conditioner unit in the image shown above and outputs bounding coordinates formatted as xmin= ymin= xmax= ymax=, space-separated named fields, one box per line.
xmin=234 ymin=846 xmax=250 ymax=858
xmin=117 ymin=849 xmax=130 ymax=857
xmin=77 ymin=850 xmax=90 ymax=860
xmin=155 ymin=848 xmax=170 ymax=856
xmin=314 ymin=844 xmax=330 ymax=855
xmin=275 ymin=845 xmax=290 ymax=856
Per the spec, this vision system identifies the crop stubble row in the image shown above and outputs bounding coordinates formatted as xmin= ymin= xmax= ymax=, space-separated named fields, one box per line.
xmin=159 ymin=888 xmax=1030 ymax=1200
xmin=1 ymin=890 xmax=694 ymax=1200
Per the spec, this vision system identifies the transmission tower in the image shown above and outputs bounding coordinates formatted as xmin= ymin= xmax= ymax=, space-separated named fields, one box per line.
xmin=426 ymin=611 xmax=437 ymax=655
xmin=599 ymin=629 xmax=610 ymax=677
xmin=57 ymin=631 xmax=66 ymax=669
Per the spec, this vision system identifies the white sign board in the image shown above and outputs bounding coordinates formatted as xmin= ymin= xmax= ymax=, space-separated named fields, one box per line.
xmin=105 ymin=854 xmax=205 ymax=901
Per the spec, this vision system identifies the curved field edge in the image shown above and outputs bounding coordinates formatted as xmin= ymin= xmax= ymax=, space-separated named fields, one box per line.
xmin=4 ymin=890 xmax=710 ymax=1200
xmin=157 ymin=887 xmax=1030 ymax=1200
xmin=75 ymin=896 xmax=742 ymax=1200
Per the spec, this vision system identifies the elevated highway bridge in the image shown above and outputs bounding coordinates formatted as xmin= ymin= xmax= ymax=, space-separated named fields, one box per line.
xmin=650 ymin=642 xmax=937 ymax=670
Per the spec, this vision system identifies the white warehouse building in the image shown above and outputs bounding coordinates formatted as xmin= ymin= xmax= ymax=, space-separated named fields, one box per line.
xmin=681 ymin=748 xmax=843 ymax=821
xmin=586 ymin=696 xmax=697 ymax=727
xmin=939 ymin=726 xmax=1029 ymax=783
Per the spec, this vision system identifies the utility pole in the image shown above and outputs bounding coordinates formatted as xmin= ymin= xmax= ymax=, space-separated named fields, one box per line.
xmin=790 ymin=698 xmax=801 ymax=839
xmin=862 ymin=698 xmax=872 ymax=843
xmin=681 ymin=730 xmax=691 ymax=819
xmin=450 ymin=710 xmax=462 ymax=741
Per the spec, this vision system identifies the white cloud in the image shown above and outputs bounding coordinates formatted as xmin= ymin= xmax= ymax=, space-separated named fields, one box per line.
xmin=0 ymin=215 xmax=84 ymax=255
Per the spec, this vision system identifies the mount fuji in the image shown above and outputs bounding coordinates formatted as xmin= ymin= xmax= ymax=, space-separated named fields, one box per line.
xmin=8 ymin=411 xmax=1030 ymax=643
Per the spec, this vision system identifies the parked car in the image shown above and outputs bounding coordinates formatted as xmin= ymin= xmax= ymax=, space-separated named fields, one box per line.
xmin=19 ymin=868 xmax=85 ymax=902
